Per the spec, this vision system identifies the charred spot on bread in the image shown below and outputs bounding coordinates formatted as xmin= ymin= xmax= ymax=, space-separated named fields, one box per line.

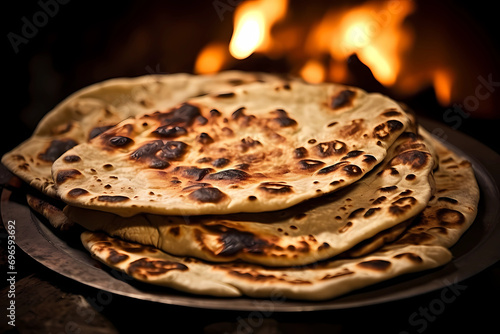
xmin=390 ymin=150 xmax=430 ymax=169
xmin=271 ymin=109 xmax=297 ymax=127
xmin=357 ymin=260 xmax=391 ymax=271
xmin=109 ymin=136 xmax=134 ymax=147
xmin=315 ymin=141 xmax=347 ymax=157
xmin=331 ymin=89 xmax=356 ymax=109
xmin=97 ymin=195 xmax=130 ymax=203
xmin=173 ymin=166 xmax=214 ymax=181
xmin=63 ymin=155 xmax=81 ymax=163
xmin=293 ymin=147 xmax=308 ymax=159
xmin=56 ymin=169 xmax=82 ymax=184
xmin=215 ymin=92 xmax=235 ymax=98
xmin=130 ymin=141 xmax=163 ymax=160
xmin=258 ymin=182 xmax=293 ymax=194
xmin=212 ymin=158 xmax=230 ymax=168
xmin=153 ymin=125 xmax=187 ymax=138
xmin=382 ymin=109 xmax=402 ymax=117
xmin=159 ymin=141 xmax=189 ymax=160
xmin=373 ymin=120 xmax=404 ymax=139
xmin=207 ymin=169 xmax=250 ymax=181
xmin=197 ymin=132 xmax=214 ymax=145
xmin=67 ymin=188 xmax=89 ymax=198
xmin=341 ymin=150 xmax=364 ymax=160
xmin=189 ymin=187 xmax=226 ymax=203
xmin=164 ymin=103 xmax=201 ymax=126
xmin=39 ymin=139 xmax=78 ymax=162
xmin=317 ymin=161 xmax=349 ymax=175
xmin=343 ymin=164 xmax=363 ymax=177
xmin=298 ymin=159 xmax=325 ymax=171
xmin=231 ymin=107 xmax=246 ymax=120
xmin=128 ymin=258 xmax=188 ymax=278
xmin=89 ymin=125 xmax=114 ymax=140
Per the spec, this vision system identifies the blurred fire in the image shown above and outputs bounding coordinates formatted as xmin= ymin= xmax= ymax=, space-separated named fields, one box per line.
xmin=195 ymin=0 xmax=288 ymax=74
xmin=305 ymin=0 xmax=415 ymax=87
xmin=193 ymin=0 xmax=497 ymax=116
xmin=194 ymin=42 xmax=228 ymax=74
xmin=229 ymin=0 xmax=288 ymax=59
xmin=433 ymin=70 xmax=453 ymax=107
xmin=300 ymin=59 xmax=326 ymax=84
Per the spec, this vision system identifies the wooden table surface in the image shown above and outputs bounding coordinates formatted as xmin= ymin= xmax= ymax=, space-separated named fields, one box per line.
xmin=1 ymin=166 xmax=499 ymax=334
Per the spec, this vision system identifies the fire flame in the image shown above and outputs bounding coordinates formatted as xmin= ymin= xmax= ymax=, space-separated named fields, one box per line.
xmin=229 ymin=10 xmax=265 ymax=60
xmin=433 ymin=70 xmax=453 ymax=106
xmin=193 ymin=0 xmax=476 ymax=110
xmin=300 ymin=59 xmax=326 ymax=83
xmin=194 ymin=42 xmax=227 ymax=74
xmin=229 ymin=0 xmax=288 ymax=60
xmin=308 ymin=0 xmax=415 ymax=87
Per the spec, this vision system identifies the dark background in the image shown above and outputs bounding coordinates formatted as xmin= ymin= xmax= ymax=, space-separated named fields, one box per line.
xmin=2 ymin=0 xmax=500 ymax=155
xmin=2 ymin=1 xmax=500 ymax=333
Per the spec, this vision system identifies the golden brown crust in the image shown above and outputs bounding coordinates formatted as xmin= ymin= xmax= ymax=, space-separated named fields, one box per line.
xmin=54 ymin=81 xmax=414 ymax=216
xmin=79 ymin=131 xmax=478 ymax=300
xmin=2 ymin=71 xmax=287 ymax=198
xmin=65 ymin=130 xmax=437 ymax=266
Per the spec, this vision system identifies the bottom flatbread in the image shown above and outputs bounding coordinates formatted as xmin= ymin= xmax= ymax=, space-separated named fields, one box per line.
xmin=82 ymin=232 xmax=451 ymax=300
xmin=81 ymin=131 xmax=479 ymax=301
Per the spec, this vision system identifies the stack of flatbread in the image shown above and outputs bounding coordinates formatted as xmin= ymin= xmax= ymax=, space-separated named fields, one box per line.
xmin=2 ymin=71 xmax=479 ymax=301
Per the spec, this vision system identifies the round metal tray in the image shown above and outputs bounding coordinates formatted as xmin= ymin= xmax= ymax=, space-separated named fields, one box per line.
xmin=2 ymin=118 xmax=500 ymax=312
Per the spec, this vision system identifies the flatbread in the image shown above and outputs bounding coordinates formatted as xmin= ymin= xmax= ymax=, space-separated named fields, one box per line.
xmin=393 ymin=130 xmax=480 ymax=249
xmin=65 ymin=130 xmax=436 ymax=266
xmin=26 ymin=193 xmax=74 ymax=231
xmin=80 ymin=132 xmax=479 ymax=301
xmin=82 ymin=231 xmax=451 ymax=300
xmin=338 ymin=218 xmax=413 ymax=258
xmin=53 ymin=80 xmax=414 ymax=216
xmin=341 ymin=128 xmax=479 ymax=255
xmin=1 ymin=71 xmax=285 ymax=198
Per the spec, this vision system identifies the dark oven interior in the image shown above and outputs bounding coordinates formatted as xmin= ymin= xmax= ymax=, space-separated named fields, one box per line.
xmin=4 ymin=0 xmax=500 ymax=154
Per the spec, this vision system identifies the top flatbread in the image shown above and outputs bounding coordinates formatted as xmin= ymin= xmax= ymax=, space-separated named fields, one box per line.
xmin=1 ymin=71 xmax=285 ymax=198
xmin=52 ymin=80 xmax=414 ymax=216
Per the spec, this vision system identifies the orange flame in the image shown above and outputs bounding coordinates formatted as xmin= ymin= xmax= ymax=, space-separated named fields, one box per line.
xmin=433 ymin=70 xmax=453 ymax=106
xmin=229 ymin=0 xmax=288 ymax=60
xmin=300 ymin=59 xmax=325 ymax=83
xmin=306 ymin=0 xmax=415 ymax=86
xmin=194 ymin=42 xmax=227 ymax=74
xmin=192 ymin=0 xmax=477 ymax=111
